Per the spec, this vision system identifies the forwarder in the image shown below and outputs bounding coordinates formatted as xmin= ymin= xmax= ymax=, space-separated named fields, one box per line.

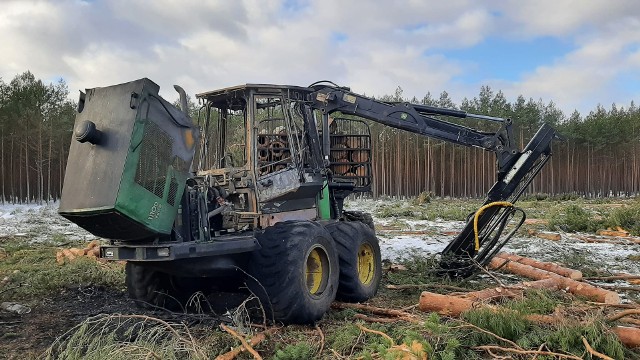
xmin=59 ymin=78 xmax=556 ymax=323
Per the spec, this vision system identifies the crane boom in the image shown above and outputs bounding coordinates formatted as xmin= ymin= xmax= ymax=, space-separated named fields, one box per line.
xmin=307 ymin=84 xmax=557 ymax=276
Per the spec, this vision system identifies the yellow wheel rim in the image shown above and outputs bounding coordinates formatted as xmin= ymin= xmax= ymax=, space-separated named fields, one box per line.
xmin=357 ymin=243 xmax=375 ymax=285
xmin=306 ymin=247 xmax=329 ymax=295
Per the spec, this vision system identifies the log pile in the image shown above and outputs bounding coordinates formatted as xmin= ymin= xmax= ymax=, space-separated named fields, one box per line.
xmin=488 ymin=253 xmax=619 ymax=304
xmin=414 ymin=252 xmax=640 ymax=348
xmin=329 ymin=134 xmax=370 ymax=184
xmin=257 ymin=127 xmax=292 ymax=175
xmin=56 ymin=240 xmax=101 ymax=265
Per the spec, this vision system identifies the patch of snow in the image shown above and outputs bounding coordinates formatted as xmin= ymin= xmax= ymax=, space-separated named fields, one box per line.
xmin=0 ymin=202 xmax=93 ymax=243
xmin=345 ymin=198 xmax=640 ymax=275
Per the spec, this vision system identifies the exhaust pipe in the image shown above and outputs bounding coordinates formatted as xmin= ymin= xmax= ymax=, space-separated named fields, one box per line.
xmin=173 ymin=85 xmax=189 ymax=116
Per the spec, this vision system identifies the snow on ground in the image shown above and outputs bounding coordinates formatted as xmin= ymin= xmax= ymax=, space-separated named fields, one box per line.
xmin=345 ymin=198 xmax=640 ymax=275
xmin=1 ymin=198 xmax=639 ymax=275
xmin=0 ymin=202 xmax=95 ymax=243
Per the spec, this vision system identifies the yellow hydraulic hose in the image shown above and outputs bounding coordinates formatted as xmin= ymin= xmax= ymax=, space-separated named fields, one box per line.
xmin=473 ymin=201 xmax=514 ymax=251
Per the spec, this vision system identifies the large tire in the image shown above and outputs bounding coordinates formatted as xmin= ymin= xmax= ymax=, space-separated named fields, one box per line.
xmin=343 ymin=210 xmax=375 ymax=231
xmin=125 ymin=262 xmax=193 ymax=310
xmin=325 ymin=221 xmax=382 ymax=302
xmin=247 ymin=221 xmax=339 ymax=324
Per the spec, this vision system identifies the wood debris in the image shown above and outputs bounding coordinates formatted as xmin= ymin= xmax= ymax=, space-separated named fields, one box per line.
xmin=489 ymin=256 xmax=619 ymax=304
xmin=527 ymin=229 xmax=561 ymax=241
xmin=597 ymin=227 xmax=631 ymax=237
xmin=495 ymin=252 xmax=582 ymax=280
xmin=56 ymin=240 xmax=101 ymax=265
xmin=524 ymin=218 xmax=549 ymax=225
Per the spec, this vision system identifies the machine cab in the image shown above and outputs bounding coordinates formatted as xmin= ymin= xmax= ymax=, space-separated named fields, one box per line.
xmin=195 ymin=85 xmax=327 ymax=230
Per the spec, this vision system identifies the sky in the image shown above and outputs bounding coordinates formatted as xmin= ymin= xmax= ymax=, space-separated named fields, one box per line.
xmin=1 ymin=0 xmax=639 ymax=116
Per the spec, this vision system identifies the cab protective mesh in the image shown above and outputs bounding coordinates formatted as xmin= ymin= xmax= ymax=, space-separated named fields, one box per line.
xmin=135 ymin=121 xmax=173 ymax=199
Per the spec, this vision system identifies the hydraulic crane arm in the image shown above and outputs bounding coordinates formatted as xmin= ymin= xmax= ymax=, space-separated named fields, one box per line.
xmin=307 ymin=84 xmax=557 ymax=277
xmin=308 ymin=85 xmax=520 ymax=176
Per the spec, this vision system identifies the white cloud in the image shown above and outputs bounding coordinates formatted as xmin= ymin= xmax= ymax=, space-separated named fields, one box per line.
xmin=501 ymin=18 xmax=640 ymax=112
xmin=0 ymin=0 xmax=638 ymax=115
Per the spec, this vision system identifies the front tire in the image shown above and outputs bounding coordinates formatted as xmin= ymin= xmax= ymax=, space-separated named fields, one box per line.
xmin=247 ymin=221 xmax=339 ymax=324
xmin=325 ymin=221 xmax=382 ymax=302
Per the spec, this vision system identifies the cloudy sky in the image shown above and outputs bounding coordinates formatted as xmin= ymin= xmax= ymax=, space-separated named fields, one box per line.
xmin=1 ymin=0 xmax=639 ymax=115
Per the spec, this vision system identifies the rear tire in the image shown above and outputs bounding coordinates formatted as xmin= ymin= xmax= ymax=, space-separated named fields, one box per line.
xmin=343 ymin=211 xmax=375 ymax=231
xmin=125 ymin=262 xmax=193 ymax=311
xmin=325 ymin=221 xmax=382 ymax=302
xmin=247 ymin=221 xmax=339 ymax=324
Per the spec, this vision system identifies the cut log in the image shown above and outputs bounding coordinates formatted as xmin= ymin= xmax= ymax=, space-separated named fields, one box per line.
xmin=462 ymin=278 xmax=564 ymax=301
xmin=563 ymin=280 xmax=620 ymax=304
xmin=61 ymin=249 xmax=76 ymax=261
xmin=56 ymin=251 xmax=64 ymax=265
xmin=612 ymin=326 xmax=640 ymax=348
xmin=419 ymin=291 xmax=481 ymax=316
xmin=522 ymin=277 xmax=565 ymax=290
xmin=524 ymin=218 xmax=549 ymax=225
xmin=489 ymin=258 xmax=619 ymax=304
xmin=526 ymin=229 xmax=561 ymax=241
xmin=597 ymin=229 xmax=630 ymax=237
xmin=496 ymin=253 xmax=582 ymax=280
xmin=489 ymin=258 xmax=556 ymax=281
xmin=69 ymin=248 xmax=86 ymax=257
xmin=86 ymin=240 xmax=100 ymax=250
xmin=463 ymin=286 xmax=523 ymax=301
xmin=419 ymin=291 xmax=561 ymax=325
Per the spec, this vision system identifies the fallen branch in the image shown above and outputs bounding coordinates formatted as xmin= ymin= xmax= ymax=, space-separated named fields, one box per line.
xmin=356 ymin=323 xmax=394 ymax=346
xmin=218 ymin=324 xmax=264 ymax=360
xmin=585 ymin=274 xmax=640 ymax=282
xmin=332 ymin=302 xmax=415 ymax=319
xmin=588 ymin=283 xmax=640 ymax=292
xmin=354 ymin=313 xmax=403 ymax=323
xmin=582 ymin=336 xmax=614 ymax=360
xmin=586 ymin=302 xmax=640 ymax=309
xmin=452 ymin=320 xmax=522 ymax=350
xmin=606 ymin=309 xmax=640 ymax=323
xmin=620 ymin=318 xmax=640 ymax=327
xmin=315 ymin=324 xmax=325 ymax=355
xmin=386 ymin=284 xmax=471 ymax=292
xmin=473 ymin=345 xmax=583 ymax=360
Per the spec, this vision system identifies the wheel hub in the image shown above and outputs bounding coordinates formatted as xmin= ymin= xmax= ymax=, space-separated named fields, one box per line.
xmin=306 ymin=246 xmax=330 ymax=295
xmin=357 ymin=243 xmax=375 ymax=285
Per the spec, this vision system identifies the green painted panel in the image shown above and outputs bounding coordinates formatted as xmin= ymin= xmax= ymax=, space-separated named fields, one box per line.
xmin=317 ymin=181 xmax=331 ymax=220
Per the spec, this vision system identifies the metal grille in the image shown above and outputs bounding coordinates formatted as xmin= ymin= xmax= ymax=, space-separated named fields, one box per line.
xmin=167 ymin=178 xmax=179 ymax=206
xmin=256 ymin=118 xmax=296 ymax=176
xmin=135 ymin=122 xmax=173 ymax=199
xmin=329 ymin=118 xmax=372 ymax=190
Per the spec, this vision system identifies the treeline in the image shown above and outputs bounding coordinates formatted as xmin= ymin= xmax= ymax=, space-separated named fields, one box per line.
xmin=1 ymin=71 xmax=638 ymax=203
xmin=369 ymin=87 xmax=640 ymax=198
xmin=0 ymin=71 xmax=76 ymax=204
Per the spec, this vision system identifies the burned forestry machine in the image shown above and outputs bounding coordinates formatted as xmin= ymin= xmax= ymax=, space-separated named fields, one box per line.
xmin=58 ymin=78 xmax=555 ymax=324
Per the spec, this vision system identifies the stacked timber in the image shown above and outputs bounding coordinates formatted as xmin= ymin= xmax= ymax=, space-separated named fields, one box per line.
xmin=257 ymin=127 xmax=292 ymax=175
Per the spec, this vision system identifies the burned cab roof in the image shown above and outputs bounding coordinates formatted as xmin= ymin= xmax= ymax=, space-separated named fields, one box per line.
xmin=196 ymin=83 xmax=313 ymax=105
